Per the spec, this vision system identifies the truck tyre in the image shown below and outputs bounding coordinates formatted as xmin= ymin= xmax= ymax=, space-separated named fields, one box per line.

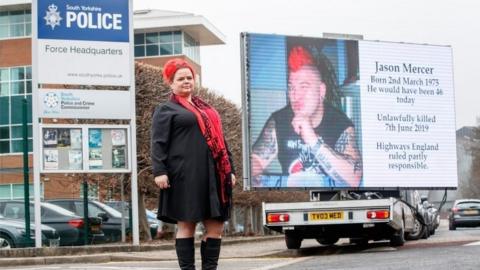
xmin=285 ymin=234 xmax=302 ymax=249
xmin=390 ymin=221 xmax=405 ymax=247
xmin=316 ymin=236 xmax=339 ymax=246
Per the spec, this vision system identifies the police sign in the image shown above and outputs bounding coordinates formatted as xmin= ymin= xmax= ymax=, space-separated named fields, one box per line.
xmin=38 ymin=0 xmax=129 ymax=42
xmin=36 ymin=0 xmax=131 ymax=85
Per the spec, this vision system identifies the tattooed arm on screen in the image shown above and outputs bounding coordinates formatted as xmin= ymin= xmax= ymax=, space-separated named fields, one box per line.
xmin=312 ymin=127 xmax=363 ymax=187
xmin=251 ymin=117 xmax=278 ymax=177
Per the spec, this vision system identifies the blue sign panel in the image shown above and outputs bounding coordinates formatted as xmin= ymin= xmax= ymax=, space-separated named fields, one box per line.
xmin=38 ymin=0 xmax=129 ymax=42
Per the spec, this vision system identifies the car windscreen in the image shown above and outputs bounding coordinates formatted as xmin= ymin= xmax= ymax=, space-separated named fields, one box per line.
xmin=457 ymin=202 xmax=480 ymax=209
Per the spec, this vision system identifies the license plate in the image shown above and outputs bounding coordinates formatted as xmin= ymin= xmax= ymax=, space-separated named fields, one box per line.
xmin=91 ymin=224 xmax=101 ymax=233
xmin=309 ymin=211 xmax=343 ymax=221
xmin=464 ymin=210 xmax=479 ymax=215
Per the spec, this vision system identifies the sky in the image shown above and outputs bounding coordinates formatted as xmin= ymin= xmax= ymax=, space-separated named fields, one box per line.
xmin=134 ymin=0 xmax=480 ymax=128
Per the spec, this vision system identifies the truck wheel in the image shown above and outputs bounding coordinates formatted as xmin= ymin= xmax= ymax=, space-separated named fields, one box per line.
xmin=285 ymin=234 xmax=302 ymax=249
xmin=390 ymin=221 xmax=405 ymax=247
xmin=316 ymin=236 xmax=339 ymax=246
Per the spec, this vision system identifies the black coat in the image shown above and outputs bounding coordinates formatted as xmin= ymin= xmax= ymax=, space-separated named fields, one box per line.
xmin=151 ymin=100 xmax=234 ymax=223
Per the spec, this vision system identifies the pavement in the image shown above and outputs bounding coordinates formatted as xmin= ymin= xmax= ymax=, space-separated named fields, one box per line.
xmin=2 ymin=220 xmax=480 ymax=267
xmin=0 ymin=235 xmax=285 ymax=267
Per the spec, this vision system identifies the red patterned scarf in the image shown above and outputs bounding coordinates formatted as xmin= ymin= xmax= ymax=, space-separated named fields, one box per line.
xmin=171 ymin=94 xmax=232 ymax=206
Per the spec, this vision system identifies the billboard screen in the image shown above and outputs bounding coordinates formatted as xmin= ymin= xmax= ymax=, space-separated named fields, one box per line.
xmin=242 ymin=33 xmax=456 ymax=189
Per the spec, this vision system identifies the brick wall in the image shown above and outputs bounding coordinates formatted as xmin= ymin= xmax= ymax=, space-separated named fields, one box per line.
xmin=0 ymin=38 xmax=31 ymax=67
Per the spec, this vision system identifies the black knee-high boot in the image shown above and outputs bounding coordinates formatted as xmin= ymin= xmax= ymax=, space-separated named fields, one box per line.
xmin=202 ymin=238 xmax=221 ymax=270
xmin=175 ymin=237 xmax=196 ymax=270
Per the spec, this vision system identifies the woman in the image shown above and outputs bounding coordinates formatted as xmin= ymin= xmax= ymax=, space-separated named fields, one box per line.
xmin=151 ymin=58 xmax=236 ymax=270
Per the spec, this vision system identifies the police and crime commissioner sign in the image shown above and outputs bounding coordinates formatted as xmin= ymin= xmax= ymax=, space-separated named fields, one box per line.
xmin=39 ymin=89 xmax=131 ymax=119
xmin=37 ymin=0 xmax=130 ymax=86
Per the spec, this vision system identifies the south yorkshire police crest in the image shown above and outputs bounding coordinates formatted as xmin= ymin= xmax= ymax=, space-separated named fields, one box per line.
xmin=44 ymin=4 xmax=62 ymax=30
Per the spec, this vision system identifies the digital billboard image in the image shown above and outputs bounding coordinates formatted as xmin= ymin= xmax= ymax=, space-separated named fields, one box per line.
xmin=247 ymin=34 xmax=362 ymax=188
xmin=243 ymin=33 xmax=457 ymax=189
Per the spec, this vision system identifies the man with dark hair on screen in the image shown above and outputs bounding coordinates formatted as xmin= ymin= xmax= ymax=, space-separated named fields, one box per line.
xmin=251 ymin=42 xmax=362 ymax=187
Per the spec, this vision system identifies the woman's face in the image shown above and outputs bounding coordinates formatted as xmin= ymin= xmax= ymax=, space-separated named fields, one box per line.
xmin=170 ymin=68 xmax=194 ymax=97
xmin=288 ymin=65 xmax=326 ymax=117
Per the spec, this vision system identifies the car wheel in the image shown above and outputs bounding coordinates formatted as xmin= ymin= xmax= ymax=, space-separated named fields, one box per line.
xmin=285 ymin=233 xmax=302 ymax=249
xmin=421 ymin=223 xmax=430 ymax=239
xmin=449 ymin=221 xmax=456 ymax=231
xmin=406 ymin=218 xmax=424 ymax=240
xmin=0 ymin=234 xmax=14 ymax=249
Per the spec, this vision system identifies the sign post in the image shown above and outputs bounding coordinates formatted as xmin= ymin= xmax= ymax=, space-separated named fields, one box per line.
xmin=32 ymin=0 xmax=138 ymax=247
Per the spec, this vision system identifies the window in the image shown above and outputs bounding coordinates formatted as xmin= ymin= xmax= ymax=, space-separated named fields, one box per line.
xmin=0 ymin=66 xmax=32 ymax=154
xmin=134 ymin=31 xmax=183 ymax=59
xmin=0 ymin=183 xmax=42 ymax=200
xmin=184 ymin=32 xmax=200 ymax=63
xmin=0 ymin=9 xmax=31 ymax=39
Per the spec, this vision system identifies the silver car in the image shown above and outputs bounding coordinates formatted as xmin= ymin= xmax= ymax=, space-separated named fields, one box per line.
xmin=449 ymin=199 xmax=480 ymax=230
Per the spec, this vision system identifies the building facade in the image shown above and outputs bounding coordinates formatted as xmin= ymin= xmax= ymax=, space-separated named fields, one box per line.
xmin=0 ymin=1 xmax=225 ymax=200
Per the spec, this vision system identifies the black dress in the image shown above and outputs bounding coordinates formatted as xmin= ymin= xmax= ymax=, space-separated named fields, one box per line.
xmin=151 ymin=100 xmax=234 ymax=224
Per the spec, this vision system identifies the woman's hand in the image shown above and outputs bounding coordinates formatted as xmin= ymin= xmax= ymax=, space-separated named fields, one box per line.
xmin=231 ymin=174 xmax=236 ymax=187
xmin=154 ymin=175 xmax=170 ymax=189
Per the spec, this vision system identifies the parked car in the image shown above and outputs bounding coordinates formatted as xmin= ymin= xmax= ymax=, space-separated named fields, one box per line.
xmin=48 ymin=199 xmax=130 ymax=242
xmin=0 ymin=213 xmax=60 ymax=249
xmin=145 ymin=209 xmax=161 ymax=239
xmin=104 ymin=201 xmax=130 ymax=214
xmin=106 ymin=201 xmax=160 ymax=239
xmin=449 ymin=199 xmax=480 ymax=230
xmin=426 ymin=202 xmax=440 ymax=235
xmin=420 ymin=195 xmax=438 ymax=236
xmin=0 ymin=200 xmax=104 ymax=246
xmin=403 ymin=191 xmax=430 ymax=240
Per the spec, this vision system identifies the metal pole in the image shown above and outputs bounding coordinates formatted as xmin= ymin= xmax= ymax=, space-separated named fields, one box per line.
xmin=120 ymin=174 xmax=126 ymax=242
xmin=83 ymin=175 xmax=89 ymax=245
xmin=128 ymin=0 xmax=139 ymax=246
xmin=22 ymin=98 xmax=32 ymax=247
xmin=32 ymin=0 xmax=42 ymax=249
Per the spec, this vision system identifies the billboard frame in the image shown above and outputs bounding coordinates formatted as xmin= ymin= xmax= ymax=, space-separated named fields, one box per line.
xmin=240 ymin=32 xmax=457 ymax=191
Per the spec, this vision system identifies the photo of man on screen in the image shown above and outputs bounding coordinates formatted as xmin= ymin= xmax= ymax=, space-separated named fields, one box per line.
xmin=251 ymin=37 xmax=363 ymax=187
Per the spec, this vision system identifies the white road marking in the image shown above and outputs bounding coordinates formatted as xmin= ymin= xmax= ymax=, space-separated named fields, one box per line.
xmin=249 ymin=257 xmax=310 ymax=270
xmin=464 ymin=241 xmax=480 ymax=246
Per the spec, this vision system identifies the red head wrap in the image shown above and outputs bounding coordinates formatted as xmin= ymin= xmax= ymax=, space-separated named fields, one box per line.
xmin=162 ymin=58 xmax=195 ymax=84
xmin=288 ymin=46 xmax=314 ymax=72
